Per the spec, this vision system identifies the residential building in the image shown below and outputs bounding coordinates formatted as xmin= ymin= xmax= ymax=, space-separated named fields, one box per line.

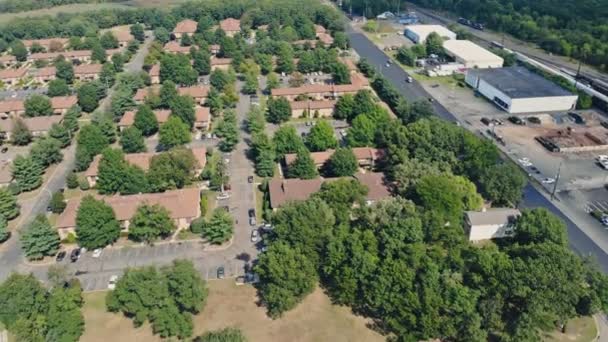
xmin=465 ymin=208 xmax=521 ymax=242
xmin=56 ymin=188 xmax=202 ymax=239
xmin=133 ymin=86 xmax=160 ymax=104
xmin=105 ymin=48 xmax=123 ymax=62
xmin=219 ymin=18 xmax=241 ymax=37
xmin=317 ymin=33 xmax=334 ymax=46
xmin=293 ymin=40 xmax=317 ymax=48
xmin=404 ymin=25 xmax=456 ymax=44
xmin=0 ymin=100 xmax=25 ymax=117
xmin=173 ymin=19 xmax=198 ymax=39
xmin=23 ymin=38 xmax=69 ymax=52
xmin=33 ymin=67 xmax=56 ymax=84
xmin=178 ymin=85 xmax=210 ymax=105
xmin=149 ymin=64 xmax=160 ymax=84
xmin=314 ymin=24 xmax=326 ymax=36
xmin=164 ymin=41 xmax=193 ymax=54
xmin=268 ymin=178 xmax=325 ymax=209
xmin=118 ymin=109 xmax=171 ymax=131
xmin=289 ymin=99 xmax=336 ymax=118
xmin=284 ymin=147 xmax=384 ymax=169
xmin=0 ymin=161 xmax=12 ymax=187
xmin=84 ymin=147 xmax=206 ymax=187
xmin=29 ymin=50 xmax=92 ymax=63
xmin=0 ymin=68 xmax=27 ymax=86
xmin=210 ymin=57 xmax=232 ymax=71
xmin=442 ymin=40 xmax=504 ymax=69
xmin=465 ymin=66 xmax=578 ymax=113
xmin=353 ymin=172 xmax=391 ymax=205
xmin=0 ymin=115 xmax=63 ymax=140
xmin=74 ymin=63 xmax=103 ymax=81
xmin=112 ymin=30 xmax=135 ymax=47
xmin=270 ymin=73 xmax=370 ymax=100
xmin=0 ymin=55 xmax=17 ymax=68
xmin=50 ymin=96 xmax=78 ymax=115
xmin=209 ymin=44 xmax=220 ymax=55
xmin=194 ymin=106 xmax=211 ymax=131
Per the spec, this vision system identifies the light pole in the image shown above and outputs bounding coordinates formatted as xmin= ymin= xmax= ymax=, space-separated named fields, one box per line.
xmin=551 ymin=161 xmax=563 ymax=201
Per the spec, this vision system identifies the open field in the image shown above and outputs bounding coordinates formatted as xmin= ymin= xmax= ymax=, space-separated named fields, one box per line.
xmin=542 ymin=316 xmax=597 ymax=342
xmin=81 ymin=280 xmax=385 ymax=342
xmin=0 ymin=3 xmax=133 ymax=24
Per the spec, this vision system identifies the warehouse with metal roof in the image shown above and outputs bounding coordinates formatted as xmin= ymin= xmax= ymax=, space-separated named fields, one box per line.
xmin=465 ymin=66 xmax=578 ymax=113
xmin=443 ymin=40 xmax=504 ymax=69
xmin=404 ymin=25 xmax=456 ymax=44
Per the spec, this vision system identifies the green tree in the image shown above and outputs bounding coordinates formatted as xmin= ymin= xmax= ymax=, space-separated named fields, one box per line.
xmin=24 ymin=94 xmax=53 ymax=117
xmin=255 ymin=53 xmax=273 ymax=75
xmin=110 ymin=88 xmax=136 ymax=120
xmin=55 ymin=59 xmax=74 ymax=84
xmin=193 ymin=328 xmax=246 ymax=342
xmin=425 ymin=32 xmax=444 ymax=56
xmin=247 ymin=106 xmax=266 ymax=135
xmin=396 ymin=47 xmax=416 ymax=66
xmin=120 ymin=127 xmax=146 ymax=153
xmin=100 ymin=32 xmax=118 ymax=49
xmin=66 ymin=172 xmax=79 ymax=189
xmin=100 ymin=62 xmax=117 ymax=86
xmin=49 ymin=123 xmax=71 ymax=147
xmin=346 ymin=114 xmax=375 ymax=147
xmin=514 ymin=208 xmax=568 ymax=246
xmin=11 ymin=118 xmax=32 ymax=146
xmin=255 ymin=242 xmax=317 ymax=318
xmin=324 ymin=148 xmax=357 ymax=177
xmin=192 ymin=50 xmax=211 ymax=76
xmin=242 ymin=72 xmax=258 ymax=95
xmin=10 ymin=41 xmax=27 ymax=61
xmin=0 ymin=273 xmax=47 ymax=329
xmin=147 ymin=148 xmax=196 ymax=191
xmin=160 ymin=54 xmax=197 ymax=86
xmin=49 ymin=191 xmax=66 ymax=214
xmin=170 ymin=95 xmax=196 ymax=128
xmin=77 ymin=82 xmax=100 ymax=112
xmin=96 ymin=148 xmax=127 ymax=194
xmin=11 ymin=155 xmax=43 ymax=192
xmin=131 ymin=24 xmax=145 ymax=42
xmin=46 ymin=281 xmax=84 ymax=342
xmin=333 ymin=94 xmax=355 ymax=120
xmin=209 ymin=69 xmax=230 ymax=90
xmin=129 ymin=204 xmax=176 ymax=243
xmin=159 ymin=116 xmax=191 ymax=149
xmin=331 ymin=62 xmax=351 ymax=85
xmin=160 ymin=80 xmax=178 ymax=108
xmin=30 ymin=137 xmax=63 ymax=167
xmin=266 ymin=97 xmax=292 ymax=124
xmin=314 ymin=178 xmax=367 ymax=223
xmin=276 ymin=42 xmax=295 ymax=74
xmin=306 ymin=120 xmax=337 ymax=152
xmin=287 ymin=148 xmax=318 ymax=179
xmin=0 ymin=215 xmax=8 ymax=243
xmin=265 ymin=72 xmax=280 ymax=92
xmin=76 ymin=195 xmax=121 ymax=249
xmin=201 ymin=208 xmax=233 ymax=244
xmin=20 ymin=214 xmax=60 ymax=260
xmin=75 ymin=124 xmax=109 ymax=171
xmin=252 ymin=132 xmax=276 ymax=177
xmin=163 ymin=260 xmax=208 ymax=313
xmin=297 ymin=51 xmax=317 ymax=74
xmin=47 ymin=79 xmax=70 ymax=97
xmin=63 ymin=105 xmax=80 ymax=133
xmin=0 ymin=187 xmax=19 ymax=219
xmin=479 ymin=163 xmax=526 ymax=207
xmin=273 ymin=125 xmax=305 ymax=160
xmin=91 ymin=44 xmax=107 ymax=64
xmin=134 ymin=105 xmax=159 ymax=136
xmin=215 ymin=110 xmax=239 ymax=152
xmin=154 ymin=27 xmax=170 ymax=45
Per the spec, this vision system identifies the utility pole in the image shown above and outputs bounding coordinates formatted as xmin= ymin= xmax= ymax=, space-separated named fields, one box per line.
xmin=551 ymin=161 xmax=562 ymax=201
xmin=573 ymin=59 xmax=582 ymax=88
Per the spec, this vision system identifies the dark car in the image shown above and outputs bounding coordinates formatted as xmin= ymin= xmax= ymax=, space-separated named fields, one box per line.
xmin=217 ymin=266 xmax=225 ymax=279
xmin=248 ymin=176 xmax=254 ymax=183
xmin=70 ymin=248 xmax=81 ymax=262
xmin=56 ymin=251 xmax=66 ymax=262
xmin=248 ymin=209 xmax=255 ymax=218
xmin=508 ymin=116 xmax=525 ymax=125
xmin=221 ymin=205 xmax=229 ymax=212
xmin=480 ymin=117 xmax=491 ymax=126
xmin=1 ymin=147 xmax=7 ymax=153
xmin=568 ymin=112 xmax=585 ymax=124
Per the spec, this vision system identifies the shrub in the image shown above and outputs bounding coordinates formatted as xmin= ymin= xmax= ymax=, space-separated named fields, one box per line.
xmin=78 ymin=178 xmax=90 ymax=191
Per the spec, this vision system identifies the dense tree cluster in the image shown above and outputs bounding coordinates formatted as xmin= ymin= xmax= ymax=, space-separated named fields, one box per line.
xmin=106 ymin=260 xmax=207 ymax=339
xmin=0 ymin=273 xmax=84 ymax=342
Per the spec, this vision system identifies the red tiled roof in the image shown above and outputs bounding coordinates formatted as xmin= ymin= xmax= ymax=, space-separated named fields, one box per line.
xmin=149 ymin=63 xmax=160 ymax=77
xmin=210 ymin=57 xmax=232 ymax=66
xmin=0 ymin=68 xmax=27 ymax=79
xmin=118 ymin=109 xmax=170 ymax=127
xmin=112 ymin=30 xmax=134 ymax=43
xmin=284 ymin=149 xmax=334 ymax=166
xmin=74 ymin=63 xmax=102 ymax=75
xmin=314 ymin=24 xmax=327 ymax=34
xmin=268 ymin=178 xmax=324 ymax=209
xmin=133 ymin=86 xmax=161 ymax=102
xmin=0 ymin=55 xmax=16 ymax=63
xmin=174 ymin=19 xmax=198 ymax=34
xmin=34 ymin=67 xmax=56 ymax=77
xmin=351 ymin=147 xmax=385 ymax=161
xmin=50 ymin=96 xmax=77 ymax=109
xmin=57 ymin=188 xmax=201 ymax=229
xmin=220 ymin=18 xmax=241 ymax=32
xmin=178 ymin=86 xmax=210 ymax=99
xmin=318 ymin=32 xmax=334 ymax=45
xmin=30 ymin=50 xmax=92 ymax=61
xmin=195 ymin=107 xmax=210 ymax=123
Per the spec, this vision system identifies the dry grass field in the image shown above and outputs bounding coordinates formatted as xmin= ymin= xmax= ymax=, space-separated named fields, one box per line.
xmin=0 ymin=3 xmax=133 ymax=24
xmin=81 ymin=279 xmax=385 ymax=342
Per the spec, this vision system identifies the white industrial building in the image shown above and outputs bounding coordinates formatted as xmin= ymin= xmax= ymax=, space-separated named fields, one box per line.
xmin=404 ymin=25 xmax=456 ymax=44
xmin=465 ymin=67 xmax=579 ymax=113
xmin=465 ymin=208 xmax=521 ymax=242
xmin=443 ymin=40 xmax=504 ymax=69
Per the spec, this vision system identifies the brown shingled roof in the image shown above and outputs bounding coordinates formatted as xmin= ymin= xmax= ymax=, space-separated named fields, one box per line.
xmin=220 ymin=18 xmax=241 ymax=32
xmin=0 ymin=100 xmax=25 ymax=113
xmin=0 ymin=68 xmax=27 ymax=79
xmin=149 ymin=63 xmax=160 ymax=77
xmin=318 ymin=32 xmax=334 ymax=45
xmin=210 ymin=57 xmax=232 ymax=66
xmin=174 ymin=19 xmax=198 ymax=34
xmin=314 ymin=24 xmax=327 ymax=34
xmin=34 ymin=67 xmax=56 ymax=77
xmin=195 ymin=107 xmax=210 ymax=123
xmin=133 ymin=86 xmax=161 ymax=102
xmin=164 ymin=41 xmax=192 ymax=54
xmin=57 ymin=188 xmax=201 ymax=229
xmin=23 ymin=38 xmax=68 ymax=49
xmin=353 ymin=172 xmax=391 ymax=201
xmin=50 ymin=96 xmax=77 ymax=110
xmin=178 ymin=86 xmax=210 ymax=99
xmin=289 ymin=99 xmax=336 ymax=110
xmin=268 ymin=178 xmax=324 ymax=209
xmin=284 ymin=149 xmax=334 ymax=166
xmin=74 ymin=63 xmax=102 ymax=75
xmin=118 ymin=109 xmax=170 ymax=127
xmin=0 ymin=55 xmax=16 ymax=63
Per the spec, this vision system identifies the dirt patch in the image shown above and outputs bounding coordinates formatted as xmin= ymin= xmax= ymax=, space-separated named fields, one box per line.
xmin=81 ymin=280 xmax=384 ymax=342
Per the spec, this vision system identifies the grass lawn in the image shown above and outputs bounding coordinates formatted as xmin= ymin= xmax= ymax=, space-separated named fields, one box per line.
xmin=542 ymin=316 xmax=597 ymax=342
xmin=81 ymin=280 xmax=384 ymax=342
xmin=0 ymin=3 xmax=133 ymax=24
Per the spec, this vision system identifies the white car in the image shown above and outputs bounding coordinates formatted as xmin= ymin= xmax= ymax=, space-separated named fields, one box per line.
xmin=542 ymin=178 xmax=556 ymax=184
xmin=216 ymin=193 xmax=231 ymax=200
xmin=251 ymin=229 xmax=260 ymax=243
xmin=108 ymin=275 xmax=118 ymax=290
xmin=92 ymin=248 xmax=102 ymax=258
xmin=597 ymin=155 xmax=608 ymax=161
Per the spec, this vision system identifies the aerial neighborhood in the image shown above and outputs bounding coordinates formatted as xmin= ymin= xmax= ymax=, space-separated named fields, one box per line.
xmin=0 ymin=0 xmax=607 ymax=341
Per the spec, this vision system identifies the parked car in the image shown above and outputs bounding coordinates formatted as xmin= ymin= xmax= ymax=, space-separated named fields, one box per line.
xmin=542 ymin=177 xmax=556 ymax=184
xmin=216 ymin=193 xmax=231 ymax=200
xmin=70 ymin=248 xmax=81 ymax=262
xmin=107 ymin=275 xmax=118 ymax=290
xmin=406 ymin=76 xmax=413 ymax=83
xmin=480 ymin=117 xmax=491 ymax=126
xmin=527 ymin=116 xmax=541 ymax=124
xmin=56 ymin=251 xmax=66 ymax=262
xmin=568 ymin=111 xmax=585 ymax=124
xmin=217 ymin=266 xmax=225 ymax=279
xmin=251 ymin=229 xmax=260 ymax=243
xmin=248 ymin=209 xmax=255 ymax=218
xmin=92 ymin=248 xmax=102 ymax=258
xmin=249 ymin=216 xmax=256 ymax=226
xmin=248 ymin=176 xmax=254 ymax=183
xmin=1 ymin=147 xmax=7 ymax=153
xmin=508 ymin=116 xmax=525 ymax=125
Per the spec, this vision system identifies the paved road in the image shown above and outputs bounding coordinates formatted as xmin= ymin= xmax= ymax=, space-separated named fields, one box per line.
xmin=345 ymin=17 xmax=608 ymax=272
